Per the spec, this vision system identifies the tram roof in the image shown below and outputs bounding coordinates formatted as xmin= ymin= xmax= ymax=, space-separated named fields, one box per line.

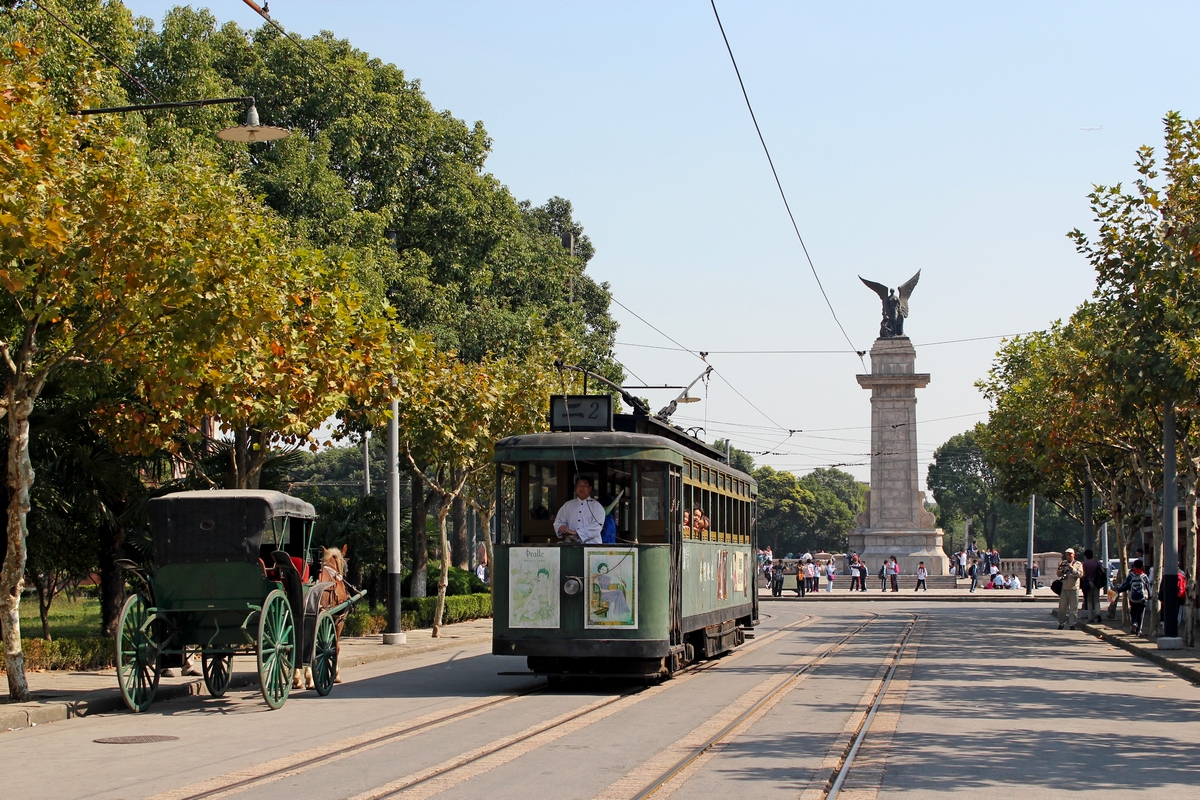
xmin=494 ymin=430 xmax=756 ymax=487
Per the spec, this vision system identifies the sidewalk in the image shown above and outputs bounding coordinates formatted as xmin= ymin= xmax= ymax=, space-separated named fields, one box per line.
xmin=1 ymin=617 xmax=493 ymax=732
xmin=759 ymin=586 xmax=1057 ymax=602
xmin=1080 ymin=618 xmax=1200 ymax=685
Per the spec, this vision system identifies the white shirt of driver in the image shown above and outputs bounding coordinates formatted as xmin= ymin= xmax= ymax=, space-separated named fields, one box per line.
xmin=553 ymin=497 xmax=605 ymax=544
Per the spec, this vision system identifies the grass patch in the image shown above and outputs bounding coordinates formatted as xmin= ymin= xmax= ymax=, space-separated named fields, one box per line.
xmin=18 ymin=597 xmax=102 ymax=640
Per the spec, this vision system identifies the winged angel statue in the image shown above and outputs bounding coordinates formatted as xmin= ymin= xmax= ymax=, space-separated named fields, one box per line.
xmin=859 ymin=271 xmax=921 ymax=339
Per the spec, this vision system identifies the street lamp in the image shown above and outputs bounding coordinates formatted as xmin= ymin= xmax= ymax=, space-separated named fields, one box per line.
xmin=73 ymin=96 xmax=289 ymax=143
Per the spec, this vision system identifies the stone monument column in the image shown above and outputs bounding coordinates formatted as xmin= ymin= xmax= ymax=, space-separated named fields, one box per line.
xmin=849 ymin=337 xmax=951 ymax=576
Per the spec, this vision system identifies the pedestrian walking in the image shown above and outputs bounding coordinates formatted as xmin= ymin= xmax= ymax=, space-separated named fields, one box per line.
xmin=915 ymin=561 xmax=928 ymax=591
xmin=825 ymin=560 xmax=836 ymax=592
xmin=1112 ymin=559 xmax=1149 ymax=635
xmin=771 ymin=563 xmax=784 ymax=597
xmin=858 ymin=559 xmax=869 ymax=592
xmin=889 ymin=556 xmax=900 ymax=592
xmin=849 ymin=559 xmax=861 ymax=592
xmin=879 ymin=561 xmax=888 ymax=591
xmin=968 ymin=559 xmax=979 ymax=593
xmin=1056 ymin=547 xmax=1084 ymax=630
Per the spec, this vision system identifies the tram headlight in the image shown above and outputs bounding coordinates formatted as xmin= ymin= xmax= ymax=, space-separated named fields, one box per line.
xmin=563 ymin=576 xmax=583 ymax=596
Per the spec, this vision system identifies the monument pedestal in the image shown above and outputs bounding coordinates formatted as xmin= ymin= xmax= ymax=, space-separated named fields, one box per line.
xmin=851 ymin=337 xmax=950 ymax=577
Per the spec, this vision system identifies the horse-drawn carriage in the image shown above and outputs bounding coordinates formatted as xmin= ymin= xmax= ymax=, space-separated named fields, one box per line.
xmin=115 ymin=490 xmax=363 ymax=712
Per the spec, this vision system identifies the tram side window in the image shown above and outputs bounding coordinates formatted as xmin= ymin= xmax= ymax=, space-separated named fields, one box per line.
xmin=683 ymin=482 xmax=695 ymax=538
xmin=639 ymin=467 xmax=666 ymax=543
xmin=498 ymin=464 xmax=518 ymax=544
xmin=527 ymin=463 xmax=556 ymax=520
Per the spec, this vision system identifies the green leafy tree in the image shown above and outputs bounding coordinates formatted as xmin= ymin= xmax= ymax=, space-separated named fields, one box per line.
xmin=927 ymin=426 xmax=1005 ymax=549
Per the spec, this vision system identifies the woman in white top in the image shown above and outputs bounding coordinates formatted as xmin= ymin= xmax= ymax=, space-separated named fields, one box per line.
xmin=825 ymin=560 xmax=836 ymax=592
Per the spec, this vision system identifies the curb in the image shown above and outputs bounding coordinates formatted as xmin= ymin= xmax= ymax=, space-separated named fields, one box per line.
xmin=1080 ymin=623 xmax=1200 ymax=685
xmin=2 ymin=631 xmax=492 ymax=732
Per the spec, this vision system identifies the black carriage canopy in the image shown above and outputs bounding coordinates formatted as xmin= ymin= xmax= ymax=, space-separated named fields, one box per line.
xmin=147 ymin=490 xmax=317 ymax=566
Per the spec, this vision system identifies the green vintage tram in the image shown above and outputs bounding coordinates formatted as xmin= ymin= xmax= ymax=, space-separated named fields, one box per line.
xmin=493 ymin=394 xmax=758 ymax=678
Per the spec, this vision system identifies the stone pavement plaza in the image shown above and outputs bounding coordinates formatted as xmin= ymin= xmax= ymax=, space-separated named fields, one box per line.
xmin=3 ymin=604 xmax=1199 ymax=798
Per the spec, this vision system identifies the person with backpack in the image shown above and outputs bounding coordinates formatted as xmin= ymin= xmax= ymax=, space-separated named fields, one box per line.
xmin=771 ymin=562 xmax=785 ymax=597
xmin=795 ymin=563 xmax=806 ymax=597
xmin=1113 ymin=559 xmax=1150 ymax=635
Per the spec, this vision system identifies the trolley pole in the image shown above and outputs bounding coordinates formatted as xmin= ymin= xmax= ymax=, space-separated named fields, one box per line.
xmin=384 ymin=394 xmax=406 ymax=645
xmin=1026 ymin=495 xmax=1035 ymax=597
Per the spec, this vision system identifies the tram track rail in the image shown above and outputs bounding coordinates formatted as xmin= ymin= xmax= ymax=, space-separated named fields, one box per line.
xmin=152 ymin=614 xmax=818 ymax=800
xmin=822 ymin=615 xmax=919 ymax=800
xmin=621 ymin=613 xmax=899 ymax=800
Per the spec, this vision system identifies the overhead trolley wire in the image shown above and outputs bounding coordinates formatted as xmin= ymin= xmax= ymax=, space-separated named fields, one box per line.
xmin=708 ymin=0 xmax=863 ymax=367
xmin=31 ymin=0 xmax=161 ymax=101
xmin=616 ymin=332 xmax=1036 ymax=355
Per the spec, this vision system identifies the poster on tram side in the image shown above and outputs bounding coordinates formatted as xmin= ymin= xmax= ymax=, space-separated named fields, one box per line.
xmin=734 ymin=551 xmax=746 ymax=595
xmin=585 ymin=548 xmax=638 ymax=629
xmin=509 ymin=547 xmax=560 ymax=628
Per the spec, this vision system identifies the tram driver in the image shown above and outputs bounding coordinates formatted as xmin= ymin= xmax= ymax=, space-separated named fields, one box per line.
xmin=554 ymin=476 xmax=605 ymax=544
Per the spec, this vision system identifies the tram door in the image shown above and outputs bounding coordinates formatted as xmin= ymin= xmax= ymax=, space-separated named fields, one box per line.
xmin=669 ymin=465 xmax=683 ymax=652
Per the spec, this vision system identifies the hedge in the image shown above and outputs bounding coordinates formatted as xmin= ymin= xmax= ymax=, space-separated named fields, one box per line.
xmin=343 ymin=592 xmax=492 ymax=636
xmin=7 ymin=637 xmax=115 ymax=672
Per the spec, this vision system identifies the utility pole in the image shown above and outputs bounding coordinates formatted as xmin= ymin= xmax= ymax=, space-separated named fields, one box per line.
xmin=1161 ymin=405 xmax=1182 ymax=647
xmin=384 ymin=390 xmax=406 ymax=645
xmin=362 ymin=431 xmax=371 ymax=497
xmin=1026 ymin=495 xmax=1035 ymax=597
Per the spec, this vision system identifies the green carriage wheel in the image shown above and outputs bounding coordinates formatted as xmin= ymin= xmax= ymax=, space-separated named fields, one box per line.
xmin=115 ymin=594 xmax=160 ymax=713
xmin=257 ymin=589 xmax=295 ymax=710
xmin=310 ymin=611 xmax=338 ymax=697
xmin=202 ymin=650 xmax=233 ymax=697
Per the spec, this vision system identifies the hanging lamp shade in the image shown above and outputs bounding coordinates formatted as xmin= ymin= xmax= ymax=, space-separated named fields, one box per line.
xmin=216 ymin=103 xmax=289 ymax=143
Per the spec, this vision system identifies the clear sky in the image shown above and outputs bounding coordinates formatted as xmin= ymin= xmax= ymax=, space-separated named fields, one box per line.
xmin=124 ymin=1 xmax=1200 ymax=484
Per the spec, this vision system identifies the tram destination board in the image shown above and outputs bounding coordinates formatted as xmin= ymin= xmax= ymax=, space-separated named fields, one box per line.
xmin=549 ymin=395 xmax=613 ymax=431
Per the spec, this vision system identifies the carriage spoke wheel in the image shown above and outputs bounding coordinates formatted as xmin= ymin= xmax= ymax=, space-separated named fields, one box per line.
xmin=257 ymin=590 xmax=295 ymax=710
xmin=115 ymin=594 xmax=160 ymax=713
xmin=310 ymin=611 xmax=338 ymax=697
xmin=202 ymin=650 xmax=232 ymax=697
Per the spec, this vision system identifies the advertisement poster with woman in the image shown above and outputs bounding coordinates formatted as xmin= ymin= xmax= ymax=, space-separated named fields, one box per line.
xmin=586 ymin=548 xmax=637 ymax=629
xmin=509 ymin=547 xmax=560 ymax=628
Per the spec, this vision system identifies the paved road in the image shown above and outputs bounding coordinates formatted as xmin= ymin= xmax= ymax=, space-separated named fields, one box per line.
xmin=11 ymin=603 xmax=1199 ymax=799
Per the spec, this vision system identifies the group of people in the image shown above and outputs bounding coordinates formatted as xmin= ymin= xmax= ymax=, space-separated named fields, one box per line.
xmin=764 ymin=555 xmax=838 ymax=596
xmin=954 ymin=544 xmax=1003 ymax=579
xmin=964 ymin=553 xmax=1022 ymax=592
xmin=1055 ymin=545 xmax=1188 ymax=637
xmin=683 ymin=507 xmax=710 ymax=536
xmin=762 ymin=553 xmax=937 ymax=595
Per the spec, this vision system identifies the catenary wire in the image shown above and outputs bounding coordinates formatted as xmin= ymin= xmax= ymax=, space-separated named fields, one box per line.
xmin=31 ymin=0 xmax=161 ymax=101
xmin=708 ymin=0 xmax=863 ymax=367
xmin=614 ymin=333 xmax=1036 ymax=355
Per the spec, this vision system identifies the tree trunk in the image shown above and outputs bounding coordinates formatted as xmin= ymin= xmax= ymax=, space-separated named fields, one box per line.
xmin=451 ymin=491 xmax=469 ymax=570
xmin=411 ymin=467 xmax=427 ymax=598
xmin=29 ymin=572 xmax=52 ymax=640
xmin=98 ymin=518 xmax=126 ymax=636
xmin=1083 ymin=481 xmax=1095 ymax=554
xmin=2 ymin=394 xmax=34 ymax=701
xmin=228 ymin=427 xmax=269 ymax=489
xmin=432 ymin=504 xmax=452 ymax=638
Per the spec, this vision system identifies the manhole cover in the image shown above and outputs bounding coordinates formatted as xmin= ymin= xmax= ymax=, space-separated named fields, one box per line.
xmin=94 ymin=735 xmax=180 ymax=744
